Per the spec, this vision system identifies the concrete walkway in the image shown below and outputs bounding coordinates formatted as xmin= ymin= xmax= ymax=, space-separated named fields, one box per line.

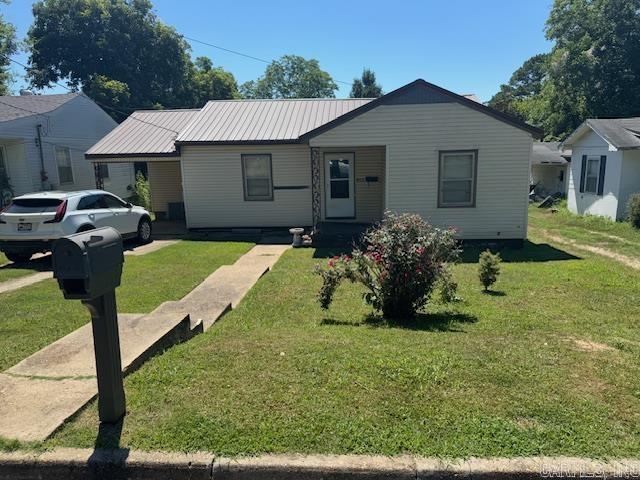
xmin=0 ymin=244 xmax=289 ymax=442
xmin=124 ymin=240 xmax=179 ymax=256
xmin=0 ymin=271 xmax=53 ymax=295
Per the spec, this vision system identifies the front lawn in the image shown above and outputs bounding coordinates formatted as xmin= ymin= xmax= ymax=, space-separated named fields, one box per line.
xmin=51 ymin=232 xmax=640 ymax=457
xmin=529 ymin=203 xmax=640 ymax=258
xmin=0 ymin=240 xmax=252 ymax=372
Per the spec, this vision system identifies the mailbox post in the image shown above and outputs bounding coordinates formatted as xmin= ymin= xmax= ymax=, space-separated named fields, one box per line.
xmin=52 ymin=227 xmax=126 ymax=423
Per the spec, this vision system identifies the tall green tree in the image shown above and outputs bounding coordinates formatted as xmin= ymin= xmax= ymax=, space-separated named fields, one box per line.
xmin=349 ymin=68 xmax=383 ymax=98
xmin=489 ymin=0 xmax=640 ymax=139
xmin=0 ymin=0 xmax=17 ymax=95
xmin=187 ymin=56 xmax=239 ymax=107
xmin=240 ymin=55 xmax=337 ymax=99
xmin=26 ymin=0 xmax=239 ymax=119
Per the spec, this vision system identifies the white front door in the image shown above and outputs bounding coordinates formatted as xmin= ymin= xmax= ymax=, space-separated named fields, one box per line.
xmin=325 ymin=153 xmax=355 ymax=218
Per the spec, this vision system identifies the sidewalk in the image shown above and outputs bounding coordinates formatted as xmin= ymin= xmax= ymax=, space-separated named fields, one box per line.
xmin=0 ymin=244 xmax=289 ymax=442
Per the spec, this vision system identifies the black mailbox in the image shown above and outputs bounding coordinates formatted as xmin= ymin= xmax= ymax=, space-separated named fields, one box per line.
xmin=52 ymin=227 xmax=124 ymax=300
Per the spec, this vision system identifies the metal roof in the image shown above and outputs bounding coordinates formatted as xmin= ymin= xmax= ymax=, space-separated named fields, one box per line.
xmin=0 ymin=93 xmax=79 ymax=123
xmin=86 ymin=109 xmax=200 ymax=158
xmin=564 ymin=117 xmax=640 ymax=150
xmin=531 ymin=142 xmax=569 ymax=165
xmin=175 ymin=98 xmax=373 ymax=144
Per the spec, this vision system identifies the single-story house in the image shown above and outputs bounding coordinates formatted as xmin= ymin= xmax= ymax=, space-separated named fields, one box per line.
xmin=0 ymin=92 xmax=134 ymax=206
xmin=86 ymin=79 xmax=542 ymax=239
xmin=531 ymin=141 xmax=570 ymax=196
xmin=563 ymin=117 xmax=640 ymax=220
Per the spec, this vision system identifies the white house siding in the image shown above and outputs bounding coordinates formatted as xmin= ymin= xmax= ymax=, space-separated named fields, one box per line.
xmin=180 ymin=144 xmax=312 ymax=228
xmin=310 ymin=103 xmax=532 ymax=239
xmin=0 ymin=140 xmax=31 ymax=195
xmin=567 ymin=130 xmax=622 ymax=220
xmin=317 ymin=146 xmax=385 ymax=223
xmin=0 ymin=96 xmax=134 ymax=197
xmin=618 ymin=149 xmax=640 ymax=219
xmin=148 ymin=161 xmax=183 ymax=215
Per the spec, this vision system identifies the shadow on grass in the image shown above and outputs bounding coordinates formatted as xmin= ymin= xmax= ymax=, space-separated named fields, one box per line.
xmin=322 ymin=311 xmax=477 ymax=332
xmin=482 ymin=290 xmax=506 ymax=297
xmin=460 ymin=240 xmax=580 ymax=264
xmin=0 ymin=255 xmax=51 ymax=272
xmin=87 ymin=419 xmax=131 ymax=476
xmin=313 ymin=241 xmax=579 ymax=264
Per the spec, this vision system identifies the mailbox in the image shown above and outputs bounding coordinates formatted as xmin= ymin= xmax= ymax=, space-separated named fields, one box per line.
xmin=52 ymin=227 xmax=124 ymax=300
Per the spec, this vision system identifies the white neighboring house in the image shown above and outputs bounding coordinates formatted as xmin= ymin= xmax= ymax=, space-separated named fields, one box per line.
xmin=563 ymin=117 xmax=640 ymax=220
xmin=0 ymin=92 xmax=134 ymax=205
xmin=531 ymin=142 xmax=570 ymax=196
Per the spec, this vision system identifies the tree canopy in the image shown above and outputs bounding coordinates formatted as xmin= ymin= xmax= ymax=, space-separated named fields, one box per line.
xmin=26 ymin=0 xmax=238 ymax=119
xmin=0 ymin=0 xmax=17 ymax=95
xmin=349 ymin=68 xmax=383 ymax=98
xmin=240 ymin=55 xmax=337 ymax=99
xmin=489 ymin=0 xmax=640 ymax=139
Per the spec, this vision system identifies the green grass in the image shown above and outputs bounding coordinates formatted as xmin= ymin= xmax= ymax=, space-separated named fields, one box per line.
xmin=0 ymin=240 xmax=252 ymax=372
xmin=0 ymin=252 xmax=51 ymax=283
xmin=49 ymin=232 xmax=640 ymax=458
xmin=530 ymin=203 xmax=640 ymax=258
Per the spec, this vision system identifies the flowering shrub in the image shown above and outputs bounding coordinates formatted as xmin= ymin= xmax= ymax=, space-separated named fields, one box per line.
xmin=316 ymin=212 xmax=460 ymax=319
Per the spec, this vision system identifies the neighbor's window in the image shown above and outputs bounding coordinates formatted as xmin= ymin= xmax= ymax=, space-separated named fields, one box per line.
xmin=242 ymin=154 xmax=273 ymax=201
xmin=438 ymin=150 xmax=477 ymax=207
xmin=585 ymin=156 xmax=600 ymax=194
xmin=55 ymin=146 xmax=74 ymax=184
xmin=0 ymin=147 xmax=7 ymax=178
xmin=96 ymin=163 xmax=110 ymax=180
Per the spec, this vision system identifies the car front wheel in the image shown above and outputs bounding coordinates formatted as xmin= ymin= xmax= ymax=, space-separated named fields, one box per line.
xmin=137 ymin=217 xmax=152 ymax=244
xmin=5 ymin=252 xmax=33 ymax=263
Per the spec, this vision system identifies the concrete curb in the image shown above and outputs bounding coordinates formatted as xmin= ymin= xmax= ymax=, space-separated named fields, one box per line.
xmin=2 ymin=449 xmax=640 ymax=479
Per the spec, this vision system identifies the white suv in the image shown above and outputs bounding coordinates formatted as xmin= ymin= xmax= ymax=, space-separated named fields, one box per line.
xmin=0 ymin=190 xmax=152 ymax=262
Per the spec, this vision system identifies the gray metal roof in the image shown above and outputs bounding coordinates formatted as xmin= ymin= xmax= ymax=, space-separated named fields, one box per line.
xmin=585 ymin=117 xmax=640 ymax=149
xmin=86 ymin=109 xmax=200 ymax=157
xmin=0 ymin=93 xmax=79 ymax=123
xmin=531 ymin=141 xmax=569 ymax=165
xmin=175 ymin=98 xmax=373 ymax=144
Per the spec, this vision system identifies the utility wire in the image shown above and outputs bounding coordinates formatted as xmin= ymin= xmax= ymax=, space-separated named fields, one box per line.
xmin=183 ymin=35 xmax=354 ymax=87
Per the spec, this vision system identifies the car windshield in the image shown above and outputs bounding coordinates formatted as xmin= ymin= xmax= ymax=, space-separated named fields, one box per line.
xmin=3 ymin=198 xmax=63 ymax=213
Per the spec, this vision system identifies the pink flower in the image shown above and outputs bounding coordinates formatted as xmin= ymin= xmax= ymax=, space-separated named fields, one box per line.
xmin=328 ymin=260 xmax=335 ymax=267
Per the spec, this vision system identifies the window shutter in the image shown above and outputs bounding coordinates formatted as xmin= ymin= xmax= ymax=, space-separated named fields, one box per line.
xmin=597 ymin=155 xmax=607 ymax=196
xmin=579 ymin=155 xmax=587 ymax=193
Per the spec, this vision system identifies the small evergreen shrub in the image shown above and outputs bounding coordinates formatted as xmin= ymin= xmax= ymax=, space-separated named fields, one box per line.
xmin=316 ymin=212 xmax=460 ymax=319
xmin=478 ymin=249 xmax=501 ymax=291
xmin=628 ymin=193 xmax=640 ymax=229
xmin=0 ymin=168 xmax=13 ymax=208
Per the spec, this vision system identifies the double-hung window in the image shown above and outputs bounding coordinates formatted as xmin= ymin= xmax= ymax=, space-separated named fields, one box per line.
xmin=242 ymin=154 xmax=273 ymax=201
xmin=438 ymin=150 xmax=477 ymax=207
xmin=96 ymin=163 xmax=110 ymax=180
xmin=584 ymin=156 xmax=601 ymax=194
xmin=55 ymin=146 xmax=74 ymax=184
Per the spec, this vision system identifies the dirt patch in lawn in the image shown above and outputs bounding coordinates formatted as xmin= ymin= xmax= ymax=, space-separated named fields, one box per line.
xmin=532 ymin=228 xmax=640 ymax=270
xmin=570 ymin=337 xmax=615 ymax=352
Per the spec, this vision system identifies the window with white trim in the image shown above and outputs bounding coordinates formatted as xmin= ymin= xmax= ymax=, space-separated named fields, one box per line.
xmin=242 ymin=154 xmax=273 ymax=201
xmin=438 ymin=150 xmax=477 ymax=207
xmin=584 ymin=156 xmax=600 ymax=194
xmin=55 ymin=146 xmax=74 ymax=184
xmin=0 ymin=146 xmax=7 ymax=179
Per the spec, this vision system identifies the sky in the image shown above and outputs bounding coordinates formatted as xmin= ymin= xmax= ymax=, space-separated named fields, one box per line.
xmin=2 ymin=0 xmax=555 ymax=102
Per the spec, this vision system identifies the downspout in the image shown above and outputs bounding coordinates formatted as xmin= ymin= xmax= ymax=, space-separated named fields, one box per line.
xmin=36 ymin=124 xmax=47 ymax=190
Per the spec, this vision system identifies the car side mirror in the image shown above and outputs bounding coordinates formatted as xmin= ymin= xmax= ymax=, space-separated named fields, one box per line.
xmin=126 ymin=202 xmax=133 ymax=209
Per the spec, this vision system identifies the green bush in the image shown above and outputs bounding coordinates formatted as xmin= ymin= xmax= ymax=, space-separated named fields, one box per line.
xmin=627 ymin=193 xmax=640 ymax=229
xmin=131 ymin=171 xmax=152 ymax=212
xmin=316 ymin=212 xmax=460 ymax=319
xmin=478 ymin=249 xmax=501 ymax=291
xmin=0 ymin=168 xmax=13 ymax=208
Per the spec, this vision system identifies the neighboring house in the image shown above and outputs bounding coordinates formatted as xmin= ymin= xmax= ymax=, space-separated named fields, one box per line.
xmin=563 ymin=117 xmax=640 ymax=220
xmin=86 ymin=79 xmax=542 ymax=240
xmin=0 ymin=92 xmax=134 ymax=204
xmin=531 ymin=141 xmax=570 ymax=196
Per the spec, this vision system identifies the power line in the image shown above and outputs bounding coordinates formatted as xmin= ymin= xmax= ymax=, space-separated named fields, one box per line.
xmin=184 ymin=35 xmax=354 ymax=87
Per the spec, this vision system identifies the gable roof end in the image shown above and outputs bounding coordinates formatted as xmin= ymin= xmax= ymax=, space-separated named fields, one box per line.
xmin=0 ymin=93 xmax=79 ymax=123
xmin=299 ymin=79 xmax=543 ymax=140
